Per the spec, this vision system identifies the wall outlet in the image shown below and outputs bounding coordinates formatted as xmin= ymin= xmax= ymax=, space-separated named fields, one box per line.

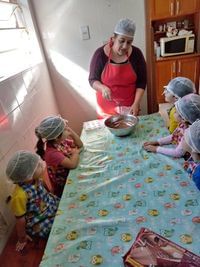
xmin=80 ymin=25 xmax=90 ymax=40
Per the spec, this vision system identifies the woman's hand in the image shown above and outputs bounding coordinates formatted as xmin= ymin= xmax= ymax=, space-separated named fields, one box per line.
xmin=16 ymin=234 xmax=32 ymax=252
xmin=101 ymin=86 xmax=112 ymax=100
xmin=129 ymin=103 xmax=140 ymax=116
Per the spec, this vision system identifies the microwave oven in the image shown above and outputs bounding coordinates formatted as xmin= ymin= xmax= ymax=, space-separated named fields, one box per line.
xmin=160 ymin=34 xmax=195 ymax=57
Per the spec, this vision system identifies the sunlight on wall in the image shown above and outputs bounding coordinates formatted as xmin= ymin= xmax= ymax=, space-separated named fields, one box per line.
xmin=49 ymin=49 xmax=96 ymax=108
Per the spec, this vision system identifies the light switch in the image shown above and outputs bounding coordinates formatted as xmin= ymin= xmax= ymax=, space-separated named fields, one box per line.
xmin=80 ymin=25 xmax=90 ymax=40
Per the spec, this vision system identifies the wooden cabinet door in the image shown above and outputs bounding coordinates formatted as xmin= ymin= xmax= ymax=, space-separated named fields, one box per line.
xmin=156 ymin=60 xmax=177 ymax=103
xmin=177 ymin=0 xmax=198 ymax=15
xmin=177 ymin=57 xmax=200 ymax=89
xmin=150 ymin=0 xmax=175 ymax=19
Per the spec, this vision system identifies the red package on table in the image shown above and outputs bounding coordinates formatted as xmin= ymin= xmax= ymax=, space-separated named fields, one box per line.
xmin=123 ymin=228 xmax=200 ymax=267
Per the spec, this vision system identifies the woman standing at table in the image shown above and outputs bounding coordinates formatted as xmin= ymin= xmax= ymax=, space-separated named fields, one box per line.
xmin=89 ymin=18 xmax=147 ymax=118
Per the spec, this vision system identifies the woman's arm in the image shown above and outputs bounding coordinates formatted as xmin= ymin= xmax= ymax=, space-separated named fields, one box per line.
xmin=129 ymin=88 xmax=144 ymax=115
xmin=88 ymin=46 xmax=107 ymax=88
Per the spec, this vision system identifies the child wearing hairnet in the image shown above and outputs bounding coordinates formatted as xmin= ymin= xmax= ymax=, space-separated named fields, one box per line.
xmin=163 ymin=77 xmax=195 ymax=133
xmin=6 ymin=151 xmax=60 ymax=252
xmin=35 ymin=116 xmax=83 ymax=197
xmin=182 ymin=120 xmax=200 ymax=190
xmin=143 ymin=94 xmax=200 ymax=158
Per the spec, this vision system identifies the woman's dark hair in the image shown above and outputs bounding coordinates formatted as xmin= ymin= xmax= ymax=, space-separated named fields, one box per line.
xmin=35 ymin=137 xmax=45 ymax=160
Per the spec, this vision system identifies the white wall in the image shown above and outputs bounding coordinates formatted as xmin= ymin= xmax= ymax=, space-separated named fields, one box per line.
xmin=31 ymin=0 xmax=147 ymax=134
xmin=0 ymin=0 xmax=59 ymax=253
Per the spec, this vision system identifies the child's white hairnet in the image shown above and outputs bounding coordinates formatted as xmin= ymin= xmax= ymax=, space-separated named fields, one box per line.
xmin=175 ymin=94 xmax=200 ymax=124
xmin=6 ymin=150 xmax=40 ymax=183
xmin=114 ymin=18 xmax=136 ymax=38
xmin=35 ymin=116 xmax=65 ymax=140
xmin=164 ymin=77 xmax=195 ymax=98
xmin=184 ymin=120 xmax=200 ymax=153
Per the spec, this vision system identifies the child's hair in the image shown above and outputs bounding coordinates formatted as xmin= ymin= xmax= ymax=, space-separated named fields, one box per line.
xmin=175 ymin=93 xmax=200 ymax=124
xmin=35 ymin=116 xmax=66 ymax=159
xmin=164 ymin=77 xmax=195 ymax=98
xmin=6 ymin=150 xmax=40 ymax=183
xmin=184 ymin=120 xmax=200 ymax=153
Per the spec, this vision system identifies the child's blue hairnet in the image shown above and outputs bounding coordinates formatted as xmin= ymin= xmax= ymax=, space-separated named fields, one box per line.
xmin=185 ymin=120 xmax=200 ymax=153
xmin=6 ymin=151 xmax=40 ymax=183
xmin=114 ymin=18 xmax=136 ymax=38
xmin=175 ymin=94 xmax=200 ymax=124
xmin=164 ymin=77 xmax=195 ymax=98
xmin=35 ymin=116 xmax=65 ymax=140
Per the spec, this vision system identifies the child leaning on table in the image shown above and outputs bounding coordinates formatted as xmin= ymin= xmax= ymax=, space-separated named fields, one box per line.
xmin=182 ymin=120 xmax=200 ymax=191
xmin=163 ymin=77 xmax=195 ymax=133
xmin=35 ymin=115 xmax=83 ymax=197
xmin=143 ymin=93 xmax=200 ymax=158
xmin=5 ymin=151 xmax=60 ymax=252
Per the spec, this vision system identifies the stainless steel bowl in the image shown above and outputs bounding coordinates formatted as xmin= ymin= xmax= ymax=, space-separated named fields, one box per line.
xmin=104 ymin=114 xmax=139 ymax=137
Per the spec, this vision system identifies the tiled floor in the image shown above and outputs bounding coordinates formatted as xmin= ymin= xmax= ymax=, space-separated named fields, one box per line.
xmin=0 ymin=226 xmax=46 ymax=267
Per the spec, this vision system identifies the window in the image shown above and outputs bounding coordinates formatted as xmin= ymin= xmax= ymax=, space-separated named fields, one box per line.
xmin=0 ymin=0 xmax=39 ymax=81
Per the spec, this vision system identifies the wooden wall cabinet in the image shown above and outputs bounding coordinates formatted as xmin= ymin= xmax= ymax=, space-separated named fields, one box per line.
xmin=150 ymin=0 xmax=199 ymax=20
xmin=156 ymin=56 xmax=199 ymax=103
xmin=146 ymin=0 xmax=200 ymax=112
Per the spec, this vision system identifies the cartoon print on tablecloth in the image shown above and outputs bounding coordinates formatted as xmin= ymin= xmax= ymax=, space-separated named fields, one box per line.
xmin=180 ymin=234 xmax=193 ymax=244
xmin=104 ymin=227 xmax=118 ymax=236
xmin=185 ymin=199 xmax=198 ymax=207
xmin=110 ymin=246 xmax=124 ymax=256
xmin=98 ymin=209 xmax=109 ymax=216
xmin=148 ymin=209 xmax=160 ymax=216
xmin=66 ymin=230 xmax=79 ymax=241
xmin=68 ymin=254 xmax=81 ymax=263
xmin=135 ymin=216 xmax=147 ymax=224
xmin=90 ymin=255 xmax=104 ymax=265
xmin=121 ymin=233 xmax=132 ymax=242
xmin=159 ymin=229 xmax=174 ymax=238
xmin=77 ymin=240 xmax=92 ymax=250
xmin=192 ymin=216 xmax=200 ymax=223
xmin=170 ymin=193 xmax=181 ymax=200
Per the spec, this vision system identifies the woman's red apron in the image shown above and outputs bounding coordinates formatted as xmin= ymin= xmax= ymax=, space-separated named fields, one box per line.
xmin=96 ymin=48 xmax=137 ymax=118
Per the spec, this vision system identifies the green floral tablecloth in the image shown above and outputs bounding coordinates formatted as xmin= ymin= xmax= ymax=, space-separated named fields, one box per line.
xmin=40 ymin=113 xmax=200 ymax=267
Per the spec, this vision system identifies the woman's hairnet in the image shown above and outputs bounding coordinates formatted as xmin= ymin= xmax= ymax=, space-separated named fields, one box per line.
xmin=175 ymin=94 xmax=200 ymax=124
xmin=184 ymin=120 xmax=200 ymax=153
xmin=164 ymin=77 xmax=195 ymax=98
xmin=6 ymin=150 xmax=40 ymax=183
xmin=35 ymin=116 xmax=65 ymax=140
xmin=114 ymin=18 xmax=136 ymax=38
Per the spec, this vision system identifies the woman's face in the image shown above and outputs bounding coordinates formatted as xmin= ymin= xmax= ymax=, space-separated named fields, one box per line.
xmin=112 ymin=34 xmax=133 ymax=56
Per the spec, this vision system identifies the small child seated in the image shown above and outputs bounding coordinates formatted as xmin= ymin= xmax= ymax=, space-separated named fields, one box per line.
xmin=5 ymin=150 xmax=60 ymax=252
xmin=163 ymin=77 xmax=195 ymax=133
xmin=35 ymin=115 xmax=83 ymax=197
xmin=182 ymin=120 xmax=200 ymax=190
xmin=143 ymin=94 xmax=200 ymax=158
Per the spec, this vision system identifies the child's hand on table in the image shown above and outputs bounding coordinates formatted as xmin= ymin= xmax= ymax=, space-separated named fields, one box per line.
xmin=143 ymin=141 xmax=159 ymax=146
xmin=143 ymin=143 xmax=158 ymax=153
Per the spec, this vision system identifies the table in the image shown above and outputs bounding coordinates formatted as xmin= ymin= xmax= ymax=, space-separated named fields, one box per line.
xmin=40 ymin=113 xmax=200 ymax=267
